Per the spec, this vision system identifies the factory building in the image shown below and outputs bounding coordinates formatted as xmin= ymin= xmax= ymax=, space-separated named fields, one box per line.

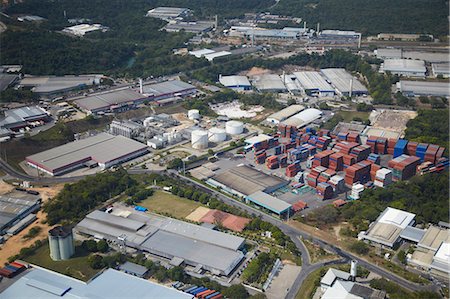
xmin=374 ymin=48 xmax=403 ymax=60
xmin=282 ymin=108 xmax=323 ymax=128
xmin=320 ymin=68 xmax=368 ymax=96
xmin=0 ymin=73 xmax=19 ymax=91
xmin=376 ymin=33 xmax=433 ymax=41
xmin=283 ymin=74 xmax=302 ymax=94
xmin=219 ymin=75 xmax=252 ymax=91
xmin=164 ymin=21 xmax=215 ymax=34
xmin=109 ymin=120 xmax=143 ymax=139
xmin=266 ymin=104 xmax=305 ymax=124
xmin=379 ymin=59 xmax=426 ymax=77
xmin=397 ymin=81 xmax=450 ymax=97
xmin=431 ymin=63 xmax=450 ymax=78
xmin=141 ymin=80 xmax=197 ymax=100
xmin=252 ymin=74 xmax=287 ymax=92
xmin=293 ymin=71 xmax=335 ymax=97
xmin=207 ymin=164 xmax=289 ymax=198
xmin=0 ymin=106 xmax=49 ymax=131
xmin=204 ymin=51 xmax=232 ymax=61
xmin=26 ymin=133 xmax=149 ymax=176
xmin=0 ymin=193 xmax=41 ymax=235
xmin=74 ymin=89 xmax=147 ymax=114
xmin=48 ymin=226 xmax=75 ymax=261
xmin=318 ymin=30 xmax=360 ymax=40
xmin=360 ymin=207 xmax=416 ymax=248
xmin=1 ymin=267 xmax=193 ymax=299
xmin=246 ymin=191 xmax=292 ymax=218
xmin=228 ymin=26 xmax=303 ymax=39
xmin=19 ymin=75 xmax=102 ymax=95
xmin=75 ymin=209 xmax=245 ymax=276
xmin=62 ymin=24 xmax=109 ymax=36
xmin=146 ymin=7 xmax=192 ymax=21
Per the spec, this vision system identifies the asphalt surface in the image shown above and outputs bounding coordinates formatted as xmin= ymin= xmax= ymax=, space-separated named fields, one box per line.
xmin=0 ymin=160 xmax=438 ymax=297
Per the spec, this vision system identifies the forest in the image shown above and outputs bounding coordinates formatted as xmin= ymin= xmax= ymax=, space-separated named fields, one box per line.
xmin=271 ymin=0 xmax=449 ymax=37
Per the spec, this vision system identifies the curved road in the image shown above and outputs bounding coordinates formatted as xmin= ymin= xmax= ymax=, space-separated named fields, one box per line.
xmin=0 ymin=160 xmax=438 ymax=297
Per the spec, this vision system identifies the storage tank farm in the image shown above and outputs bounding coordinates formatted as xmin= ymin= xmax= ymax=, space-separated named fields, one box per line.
xmin=225 ymin=120 xmax=244 ymax=135
xmin=191 ymin=129 xmax=208 ymax=149
xmin=208 ymin=127 xmax=227 ymax=142
xmin=48 ymin=226 xmax=75 ymax=261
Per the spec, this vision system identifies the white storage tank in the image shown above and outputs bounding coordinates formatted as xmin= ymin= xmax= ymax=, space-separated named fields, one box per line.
xmin=188 ymin=109 xmax=200 ymax=120
xmin=225 ymin=120 xmax=244 ymax=135
xmin=208 ymin=127 xmax=227 ymax=142
xmin=191 ymin=129 xmax=208 ymax=149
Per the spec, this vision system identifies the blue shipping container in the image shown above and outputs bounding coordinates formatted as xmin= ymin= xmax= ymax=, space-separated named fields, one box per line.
xmin=206 ymin=292 xmax=221 ymax=299
xmin=394 ymin=140 xmax=408 ymax=158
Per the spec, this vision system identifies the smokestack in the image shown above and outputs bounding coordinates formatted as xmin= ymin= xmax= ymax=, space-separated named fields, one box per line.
xmin=358 ymin=33 xmax=362 ymax=49
xmin=282 ymin=71 xmax=286 ymax=84
xmin=350 ymin=260 xmax=357 ymax=281
xmin=215 ymin=15 xmax=218 ymax=29
xmin=63 ymin=10 xmax=67 ymax=19
xmin=349 ymin=78 xmax=353 ymax=98
xmin=316 ymin=23 xmax=320 ymax=33
xmin=304 ymin=21 xmax=306 ymax=30
xmin=139 ymin=78 xmax=143 ymax=94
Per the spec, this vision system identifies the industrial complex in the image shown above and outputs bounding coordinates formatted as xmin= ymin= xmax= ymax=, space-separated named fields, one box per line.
xmin=0 ymin=105 xmax=50 ymax=131
xmin=0 ymin=192 xmax=41 ymax=235
xmin=19 ymin=75 xmax=102 ymax=95
xmin=75 ymin=208 xmax=246 ymax=276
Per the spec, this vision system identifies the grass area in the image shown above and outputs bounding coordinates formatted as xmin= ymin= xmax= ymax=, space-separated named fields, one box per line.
xmin=295 ymin=267 xmax=325 ymax=299
xmin=139 ymin=190 xmax=201 ymax=218
xmin=154 ymin=102 xmax=186 ymax=115
xmin=24 ymin=241 xmax=99 ymax=281
xmin=303 ymin=239 xmax=338 ymax=263
xmin=336 ymin=110 xmax=370 ymax=122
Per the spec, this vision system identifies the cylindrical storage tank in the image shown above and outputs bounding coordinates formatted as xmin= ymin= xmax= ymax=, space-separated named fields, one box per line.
xmin=226 ymin=120 xmax=244 ymax=135
xmin=208 ymin=128 xmax=227 ymax=142
xmin=58 ymin=232 xmax=75 ymax=260
xmin=188 ymin=109 xmax=200 ymax=120
xmin=48 ymin=226 xmax=74 ymax=261
xmin=191 ymin=130 xmax=208 ymax=149
xmin=48 ymin=235 xmax=61 ymax=261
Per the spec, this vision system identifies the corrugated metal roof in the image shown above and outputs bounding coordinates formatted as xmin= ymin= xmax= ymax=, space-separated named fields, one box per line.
xmin=74 ymin=89 xmax=145 ymax=112
xmin=320 ymin=68 xmax=368 ymax=94
xmin=219 ymin=75 xmax=251 ymax=87
xmin=246 ymin=191 xmax=291 ymax=214
xmin=381 ymin=59 xmax=426 ymax=73
xmin=282 ymin=108 xmax=322 ymax=128
xmin=252 ymin=74 xmax=286 ymax=91
xmin=266 ymin=105 xmax=304 ymax=122
xmin=398 ymin=80 xmax=450 ymax=97
xmin=400 ymin=226 xmax=426 ymax=243
xmin=293 ymin=71 xmax=334 ymax=92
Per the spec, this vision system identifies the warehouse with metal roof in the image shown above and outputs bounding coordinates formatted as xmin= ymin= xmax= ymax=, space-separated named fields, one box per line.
xmin=74 ymin=89 xmax=147 ymax=114
xmin=246 ymin=191 xmax=292 ymax=218
xmin=252 ymin=74 xmax=287 ymax=92
xmin=397 ymin=80 xmax=450 ymax=97
xmin=293 ymin=71 xmax=335 ymax=97
xmin=1 ymin=267 xmax=193 ymax=299
xmin=0 ymin=105 xmax=49 ymax=131
xmin=219 ymin=75 xmax=252 ymax=91
xmin=432 ymin=63 xmax=450 ymax=78
xmin=26 ymin=133 xmax=149 ymax=176
xmin=141 ymin=80 xmax=197 ymax=100
xmin=19 ymin=75 xmax=102 ymax=95
xmin=361 ymin=207 xmax=416 ymax=248
xmin=146 ymin=7 xmax=191 ymax=20
xmin=75 ymin=209 xmax=245 ymax=276
xmin=0 ymin=73 xmax=19 ymax=91
xmin=320 ymin=68 xmax=368 ymax=96
xmin=165 ymin=21 xmax=214 ymax=34
xmin=282 ymin=108 xmax=322 ymax=128
xmin=0 ymin=193 xmax=41 ymax=234
xmin=379 ymin=59 xmax=426 ymax=77
xmin=266 ymin=104 xmax=305 ymax=124
xmin=207 ymin=164 xmax=289 ymax=198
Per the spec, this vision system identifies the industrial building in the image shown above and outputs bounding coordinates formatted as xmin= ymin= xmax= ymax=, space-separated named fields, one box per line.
xmin=266 ymin=105 xmax=305 ymax=124
xmin=26 ymin=133 xmax=149 ymax=176
xmin=110 ymin=120 xmax=143 ymax=139
xmin=204 ymin=51 xmax=232 ymax=62
xmin=119 ymin=261 xmax=148 ymax=278
xmin=0 ymin=106 xmax=49 ymax=131
xmin=164 ymin=21 xmax=215 ymax=34
xmin=397 ymin=80 xmax=450 ymax=97
xmin=62 ymin=24 xmax=109 ymax=36
xmin=141 ymin=80 xmax=197 ymax=100
xmin=374 ymin=48 xmax=403 ymax=60
xmin=48 ymin=226 xmax=74 ymax=261
xmin=282 ymin=108 xmax=323 ymax=128
xmin=376 ymin=33 xmax=432 ymax=41
xmin=431 ymin=63 xmax=450 ymax=78
xmin=252 ymin=74 xmax=287 ymax=92
xmin=293 ymin=71 xmax=335 ymax=97
xmin=228 ymin=26 xmax=303 ymax=39
xmin=318 ymin=30 xmax=361 ymax=41
xmin=146 ymin=7 xmax=192 ymax=21
xmin=75 ymin=209 xmax=245 ymax=276
xmin=0 ymin=73 xmax=19 ymax=91
xmin=379 ymin=59 xmax=426 ymax=77
xmin=283 ymin=74 xmax=302 ymax=94
xmin=218 ymin=75 xmax=252 ymax=91
xmin=360 ymin=207 xmax=416 ymax=248
xmin=19 ymin=75 xmax=102 ymax=95
xmin=246 ymin=191 xmax=292 ymax=218
xmin=74 ymin=89 xmax=147 ymax=114
xmin=207 ymin=164 xmax=289 ymax=198
xmin=0 ymin=267 xmax=193 ymax=299
xmin=0 ymin=193 xmax=41 ymax=235
xmin=320 ymin=68 xmax=368 ymax=96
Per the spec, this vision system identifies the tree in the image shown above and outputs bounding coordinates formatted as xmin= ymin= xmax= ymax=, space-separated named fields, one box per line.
xmin=349 ymin=241 xmax=369 ymax=255
xmin=97 ymin=240 xmax=109 ymax=253
xmin=208 ymin=149 xmax=214 ymax=156
xmin=155 ymin=268 xmax=168 ymax=282
xmin=167 ymin=158 xmax=183 ymax=170
xmin=84 ymin=240 xmax=98 ymax=252
xmin=287 ymin=99 xmax=297 ymax=106
xmin=168 ymin=266 xmax=185 ymax=281
xmin=398 ymin=250 xmax=407 ymax=265
xmin=88 ymin=254 xmax=104 ymax=269
xmin=222 ymin=284 xmax=249 ymax=299
xmin=356 ymin=102 xmax=373 ymax=112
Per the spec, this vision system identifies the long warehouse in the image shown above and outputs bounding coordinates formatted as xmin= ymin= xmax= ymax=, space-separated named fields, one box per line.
xmin=26 ymin=133 xmax=149 ymax=176
xmin=266 ymin=104 xmax=305 ymax=124
xmin=75 ymin=209 xmax=245 ymax=276
xmin=74 ymin=89 xmax=147 ymax=114
xmin=397 ymin=80 xmax=450 ymax=97
xmin=320 ymin=68 xmax=368 ymax=96
xmin=293 ymin=71 xmax=335 ymax=97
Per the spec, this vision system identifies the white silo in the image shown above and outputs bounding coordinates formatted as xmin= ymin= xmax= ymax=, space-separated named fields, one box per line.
xmin=191 ymin=129 xmax=208 ymax=149
xmin=188 ymin=109 xmax=200 ymax=120
xmin=226 ymin=120 xmax=244 ymax=135
xmin=48 ymin=226 xmax=75 ymax=261
xmin=350 ymin=260 xmax=357 ymax=280
xmin=208 ymin=127 xmax=227 ymax=142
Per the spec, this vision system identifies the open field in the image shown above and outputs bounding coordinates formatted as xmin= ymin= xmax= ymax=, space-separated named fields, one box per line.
xmin=139 ymin=190 xmax=201 ymax=218
xmin=336 ymin=110 xmax=370 ymax=123
xmin=302 ymin=239 xmax=338 ymax=263
xmin=24 ymin=241 xmax=99 ymax=281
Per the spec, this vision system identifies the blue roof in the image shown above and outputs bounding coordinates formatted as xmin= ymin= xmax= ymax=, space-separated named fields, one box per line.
xmin=0 ymin=268 xmax=193 ymax=299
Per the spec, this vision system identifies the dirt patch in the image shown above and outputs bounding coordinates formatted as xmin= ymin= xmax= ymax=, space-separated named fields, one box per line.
xmin=0 ymin=184 xmax=64 ymax=265
xmin=244 ymin=67 xmax=271 ymax=77
xmin=186 ymin=206 xmax=211 ymax=222
xmin=370 ymin=110 xmax=417 ymax=132
xmin=0 ymin=181 xmax=14 ymax=194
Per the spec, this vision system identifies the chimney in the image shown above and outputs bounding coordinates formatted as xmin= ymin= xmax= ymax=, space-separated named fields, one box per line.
xmin=358 ymin=33 xmax=362 ymax=49
xmin=304 ymin=21 xmax=306 ymax=30
xmin=139 ymin=78 xmax=143 ymax=94
xmin=317 ymin=23 xmax=320 ymax=33
xmin=350 ymin=260 xmax=357 ymax=281
xmin=349 ymin=78 xmax=353 ymax=98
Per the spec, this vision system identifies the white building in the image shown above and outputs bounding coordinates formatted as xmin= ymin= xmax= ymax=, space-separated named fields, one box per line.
xmin=62 ymin=24 xmax=108 ymax=36
xmin=282 ymin=108 xmax=323 ymax=128
xmin=379 ymin=59 xmax=426 ymax=77
xmin=294 ymin=71 xmax=335 ymax=97
xmin=266 ymin=105 xmax=304 ymax=124
xmin=432 ymin=63 xmax=450 ymax=78
xmin=219 ymin=75 xmax=252 ymax=91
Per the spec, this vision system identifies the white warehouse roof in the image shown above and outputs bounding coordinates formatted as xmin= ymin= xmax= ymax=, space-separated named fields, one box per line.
xmin=380 ymin=59 xmax=426 ymax=74
xmin=266 ymin=104 xmax=305 ymax=124
xmin=293 ymin=71 xmax=334 ymax=92
xmin=378 ymin=207 xmax=415 ymax=230
xmin=282 ymin=108 xmax=322 ymax=128
xmin=252 ymin=74 xmax=286 ymax=92
xmin=219 ymin=75 xmax=251 ymax=87
xmin=189 ymin=48 xmax=215 ymax=58
xmin=320 ymin=68 xmax=368 ymax=95
xmin=397 ymin=80 xmax=450 ymax=97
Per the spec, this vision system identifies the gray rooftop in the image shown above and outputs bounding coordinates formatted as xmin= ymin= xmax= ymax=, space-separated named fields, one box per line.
xmin=0 ymin=106 xmax=48 ymax=129
xmin=75 ymin=208 xmax=245 ymax=276
xmin=380 ymin=59 xmax=426 ymax=73
xmin=119 ymin=261 xmax=148 ymax=276
xmin=266 ymin=105 xmax=305 ymax=122
xmin=398 ymin=80 xmax=450 ymax=97
xmin=320 ymin=68 xmax=368 ymax=94
xmin=0 ymin=73 xmax=19 ymax=91
xmin=219 ymin=75 xmax=251 ymax=87
xmin=252 ymin=74 xmax=287 ymax=91
xmin=26 ymin=133 xmax=148 ymax=173
xmin=165 ymin=21 xmax=214 ymax=33
xmin=0 ymin=194 xmax=41 ymax=231
xmin=74 ymin=89 xmax=145 ymax=112
xmin=321 ymin=268 xmax=351 ymax=286
xmin=400 ymin=226 xmax=426 ymax=243
xmin=142 ymin=80 xmax=196 ymax=96
xmin=0 ymin=268 xmax=192 ymax=299
xmin=293 ymin=71 xmax=334 ymax=92
xmin=247 ymin=191 xmax=291 ymax=214
xmin=20 ymin=75 xmax=101 ymax=94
